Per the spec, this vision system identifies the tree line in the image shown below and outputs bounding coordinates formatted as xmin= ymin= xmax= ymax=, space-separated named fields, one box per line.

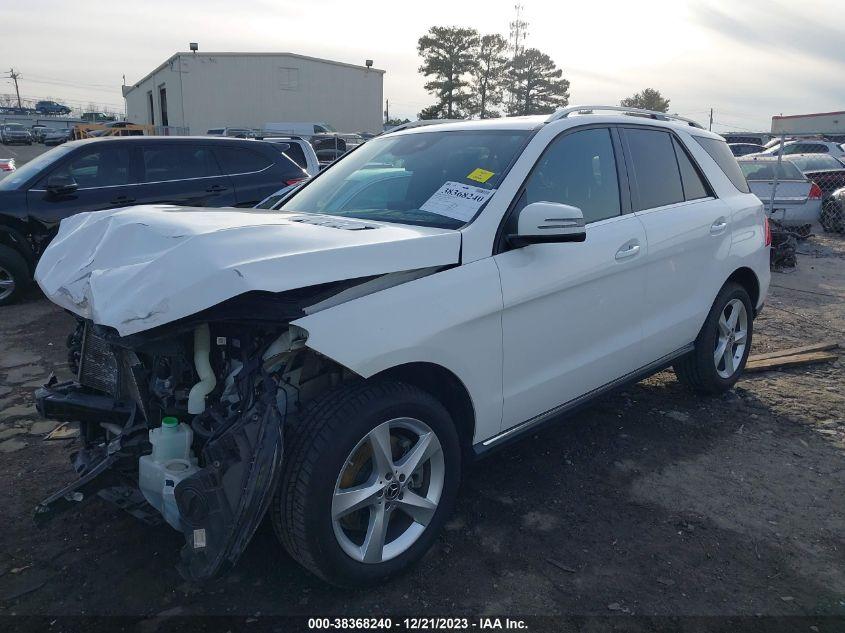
xmin=416 ymin=26 xmax=570 ymax=119
xmin=415 ymin=26 xmax=671 ymax=120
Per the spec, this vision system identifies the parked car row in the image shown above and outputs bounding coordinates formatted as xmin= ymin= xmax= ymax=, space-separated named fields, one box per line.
xmin=1 ymin=123 xmax=74 ymax=146
xmin=737 ymin=153 xmax=845 ymax=235
xmin=0 ymin=136 xmax=308 ymax=305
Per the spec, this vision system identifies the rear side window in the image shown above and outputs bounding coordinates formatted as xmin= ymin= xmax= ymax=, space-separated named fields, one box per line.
xmin=214 ymin=147 xmax=272 ymax=174
xmin=694 ymin=136 xmax=751 ymax=193
xmin=625 ymin=128 xmax=684 ymax=210
xmin=521 ymin=127 xmax=621 ymax=224
xmin=141 ymin=146 xmax=220 ymax=182
xmin=672 ymin=137 xmax=710 ymax=200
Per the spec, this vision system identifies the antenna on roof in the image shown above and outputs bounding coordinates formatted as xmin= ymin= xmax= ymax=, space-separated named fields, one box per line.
xmin=189 ymin=42 xmax=198 ymax=54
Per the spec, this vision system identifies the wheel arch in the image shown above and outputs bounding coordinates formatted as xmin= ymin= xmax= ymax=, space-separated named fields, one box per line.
xmin=0 ymin=221 xmax=37 ymax=273
xmin=371 ymin=361 xmax=476 ymax=454
xmin=726 ymin=266 xmax=760 ymax=312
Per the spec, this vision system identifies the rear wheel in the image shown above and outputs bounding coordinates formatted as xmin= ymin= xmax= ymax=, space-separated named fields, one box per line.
xmin=0 ymin=244 xmax=31 ymax=306
xmin=273 ymin=381 xmax=461 ymax=586
xmin=673 ymin=282 xmax=753 ymax=394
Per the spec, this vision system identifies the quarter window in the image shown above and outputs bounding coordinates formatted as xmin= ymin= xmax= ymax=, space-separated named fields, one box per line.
xmin=521 ymin=128 xmax=621 ymax=224
xmin=672 ymin=137 xmax=710 ymax=200
xmin=694 ymin=136 xmax=751 ymax=193
xmin=142 ymin=146 xmax=220 ymax=182
xmin=625 ymin=128 xmax=684 ymax=210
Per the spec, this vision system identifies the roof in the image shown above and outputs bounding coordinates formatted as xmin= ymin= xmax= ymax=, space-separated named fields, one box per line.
xmin=124 ymin=51 xmax=385 ymax=95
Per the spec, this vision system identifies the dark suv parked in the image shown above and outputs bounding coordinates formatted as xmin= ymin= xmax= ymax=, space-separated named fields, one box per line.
xmin=0 ymin=136 xmax=307 ymax=305
xmin=35 ymin=100 xmax=72 ymax=116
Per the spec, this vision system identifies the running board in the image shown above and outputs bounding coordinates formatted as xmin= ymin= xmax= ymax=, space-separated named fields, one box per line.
xmin=474 ymin=344 xmax=694 ymax=456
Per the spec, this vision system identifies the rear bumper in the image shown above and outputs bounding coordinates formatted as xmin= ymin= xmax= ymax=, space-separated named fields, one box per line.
xmin=35 ymin=380 xmax=133 ymax=425
xmin=765 ymin=201 xmax=821 ymax=225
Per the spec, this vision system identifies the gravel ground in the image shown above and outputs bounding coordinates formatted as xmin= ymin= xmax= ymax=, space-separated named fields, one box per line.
xmin=0 ymin=228 xmax=843 ymax=629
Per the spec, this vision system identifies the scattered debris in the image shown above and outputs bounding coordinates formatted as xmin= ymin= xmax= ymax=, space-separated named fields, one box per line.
xmin=10 ymin=564 xmax=32 ymax=574
xmin=28 ymin=421 xmax=58 ymax=436
xmin=45 ymin=422 xmax=79 ymax=440
xmin=546 ymin=558 xmax=577 ymax=573
xmin=656 ymin=577 xmax=675 ymax=586
xmin=748 ymin=341 xmax=840 ymax=363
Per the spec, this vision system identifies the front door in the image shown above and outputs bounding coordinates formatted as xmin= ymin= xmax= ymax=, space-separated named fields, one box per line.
xmin=26 ymin=144 xmax=136 ymax=228
xmin=494 ymin=126 xmax=648 ymax=432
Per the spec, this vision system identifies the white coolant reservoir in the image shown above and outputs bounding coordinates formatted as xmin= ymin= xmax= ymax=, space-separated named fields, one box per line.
xmin=139 ymin=417 xmax=199 ymax=531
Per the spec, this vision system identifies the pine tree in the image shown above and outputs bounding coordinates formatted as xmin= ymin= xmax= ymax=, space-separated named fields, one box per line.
xmin=507 ymin=48 xmax=570 ymax=116
xmin=417 ymin=26 xmax=480 ymax=119
xmin=620 ymin=88 xmax=670 ymax=113
xmin=469 ymin=34 xmax=510 ymax=119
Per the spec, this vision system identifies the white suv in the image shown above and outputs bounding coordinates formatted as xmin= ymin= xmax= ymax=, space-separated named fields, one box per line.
xmin=33 ymin=106 xmax=770 ymax=586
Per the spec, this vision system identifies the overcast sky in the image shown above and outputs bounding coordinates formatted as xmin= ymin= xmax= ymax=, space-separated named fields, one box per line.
xmin=3 ymin=0 xmax=843 ymax=132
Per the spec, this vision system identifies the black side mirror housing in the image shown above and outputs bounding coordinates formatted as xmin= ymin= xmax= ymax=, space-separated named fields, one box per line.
xmin=45 ymin=174 xmax=78 ymax=196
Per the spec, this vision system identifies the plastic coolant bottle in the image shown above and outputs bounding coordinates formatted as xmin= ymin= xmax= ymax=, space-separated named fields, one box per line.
xmin=139 ymin=417 xmax=199 ymax=530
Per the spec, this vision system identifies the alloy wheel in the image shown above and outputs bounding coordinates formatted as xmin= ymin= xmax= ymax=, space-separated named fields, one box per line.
xmin=714 ymin=298 xmax=748 ymax=379
xmin=0 ymin=265 xmax=15 ymax=302
xmin=332 ymin=417 xmax=445 ymax=564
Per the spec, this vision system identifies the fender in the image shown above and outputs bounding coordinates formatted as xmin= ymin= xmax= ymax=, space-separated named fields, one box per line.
xmin=292 ymin=257 xmax=505 ymax=444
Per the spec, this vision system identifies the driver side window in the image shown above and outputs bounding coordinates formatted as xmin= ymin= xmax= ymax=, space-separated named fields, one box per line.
xmin=521 ymin=128 xmax=621 ymax=224
xmin=45 ymin=147 xmax=131 ymax=188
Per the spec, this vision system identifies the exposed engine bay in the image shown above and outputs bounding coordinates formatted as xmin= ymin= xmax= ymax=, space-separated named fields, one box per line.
xmin=35 ymin=307 xmax=353 ymax=581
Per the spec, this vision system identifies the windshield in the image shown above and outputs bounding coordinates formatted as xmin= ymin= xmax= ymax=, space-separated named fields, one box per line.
xmin=0 ymin=144 xmax=73 ymax=190
xmin=4 ymin=124 xmax=24 ymax=131
xmin=278 ymin=129 xmax=530 ymax=229
xmin=739 ymin=160 xmax=803 ymax=180
xmin=788 ymin=155 xmax=844 ymax=172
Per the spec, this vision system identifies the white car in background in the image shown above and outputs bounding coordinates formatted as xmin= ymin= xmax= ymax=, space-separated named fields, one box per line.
xmin=33 ymin=106 xmax=770 ymax=587
xmin=260 ymin=136 xmax=321 ymax=176
xmin=756 ymin=139 xmax=845 ymax=159
xmin=738 ymin=156 xmax=822 ymax=233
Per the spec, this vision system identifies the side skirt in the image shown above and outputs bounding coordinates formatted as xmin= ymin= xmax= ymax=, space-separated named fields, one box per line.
xmin=473 ymin=344 xmax=694 ymax=457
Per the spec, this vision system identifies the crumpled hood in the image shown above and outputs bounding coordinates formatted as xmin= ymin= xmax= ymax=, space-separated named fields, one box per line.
xmin=35 ymin=205 xmax=461 ymax=335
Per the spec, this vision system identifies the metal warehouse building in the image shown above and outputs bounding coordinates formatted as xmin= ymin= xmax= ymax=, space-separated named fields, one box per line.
xmin=122 ymin=51 xmax=385 ymax=135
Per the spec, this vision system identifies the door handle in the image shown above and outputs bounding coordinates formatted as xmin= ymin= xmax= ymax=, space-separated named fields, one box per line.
xmin=206 ymin=185 xmax=228 ymax=193
xmin=615 ymin=241 xmax=641 ymax=261
xmin=710 ymin=218 xmax=728 ymax=235
xmin=109 ymin=196 xmax=136 ymax=204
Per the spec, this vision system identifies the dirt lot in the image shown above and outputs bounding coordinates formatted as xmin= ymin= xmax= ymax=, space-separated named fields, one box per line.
xmin=0 ymin=228 xmax=843 ymax=628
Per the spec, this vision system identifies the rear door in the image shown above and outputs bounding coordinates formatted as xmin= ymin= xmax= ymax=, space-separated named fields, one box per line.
xmin=25 ymin=143 xmax=136 ymax=227
xmin=134 ymin=142 xmax=235 ymax=207
xmin=622 ymin=127 xmax=732 ymax=361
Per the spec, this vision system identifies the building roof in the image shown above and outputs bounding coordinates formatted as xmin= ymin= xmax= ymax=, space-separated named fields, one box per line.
xmin=123 ymin=52 xmax=385 ymax=96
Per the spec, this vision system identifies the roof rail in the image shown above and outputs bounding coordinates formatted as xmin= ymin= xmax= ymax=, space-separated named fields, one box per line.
xmin=546 ymin=105 xmax=704 ymax=129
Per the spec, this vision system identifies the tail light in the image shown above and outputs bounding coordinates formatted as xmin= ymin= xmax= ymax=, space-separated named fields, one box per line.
xmin=809 ymin=183 xmax=823 ymax=199
xmin=764 ymin=215 xmax=772 ymax=247
xmin=284 ymin=177 xmax=306 ymax=186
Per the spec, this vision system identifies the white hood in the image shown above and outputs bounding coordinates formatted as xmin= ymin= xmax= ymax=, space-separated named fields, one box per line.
xmin=35 ymin=205 xmax=461 ymax=336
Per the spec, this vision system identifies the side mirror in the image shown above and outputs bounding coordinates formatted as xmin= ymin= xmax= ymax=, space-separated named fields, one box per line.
xmin=509 ymin=201 xmax=586 ymax=247
xmin=45 ymin=174 xmax=78 ymax=196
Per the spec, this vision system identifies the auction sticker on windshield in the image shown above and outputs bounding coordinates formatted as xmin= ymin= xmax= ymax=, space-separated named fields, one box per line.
xmin=420 ymin=181 xmax=496 ymax=222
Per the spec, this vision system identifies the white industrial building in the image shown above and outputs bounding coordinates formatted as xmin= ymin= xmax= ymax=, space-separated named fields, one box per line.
xmin=122 ymin=51 xmax=385 ymax=135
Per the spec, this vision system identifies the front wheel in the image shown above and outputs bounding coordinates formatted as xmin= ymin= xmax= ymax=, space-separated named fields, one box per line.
xmin=673 ymin=282 xmax=753 ymax=394
xmin=273 ymin=381 xmax=461 ymax=586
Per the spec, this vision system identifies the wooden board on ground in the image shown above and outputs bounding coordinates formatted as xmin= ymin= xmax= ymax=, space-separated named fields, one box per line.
xmin=745 ymin=351 xmax=839 ymax=373
xmin=747 ymin=341 xmax=840 ymax=363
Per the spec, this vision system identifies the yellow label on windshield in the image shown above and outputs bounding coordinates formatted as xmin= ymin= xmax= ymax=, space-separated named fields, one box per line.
xmin=467 ymin=168 xmax=495 ymax=183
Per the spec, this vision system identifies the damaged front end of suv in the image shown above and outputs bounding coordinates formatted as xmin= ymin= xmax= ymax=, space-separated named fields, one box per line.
xmin=31 ymin=201 xmax=462 ymax=581
xmin=36 ymin=298 xmax=352 ymax=580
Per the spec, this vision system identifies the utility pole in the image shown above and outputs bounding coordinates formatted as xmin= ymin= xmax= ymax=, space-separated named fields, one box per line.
xmin=509 ymin=4 xmax=529 ymax=60
xmin=8 ymin=68 xmax=22 ymax=108
xmin=709 ymin=108 xmax=713 ymax=131
xmin=384 ymin=99 xmax=389 ymax=123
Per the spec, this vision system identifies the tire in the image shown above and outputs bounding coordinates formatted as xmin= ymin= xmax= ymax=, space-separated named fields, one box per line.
xmin=273 ymin=380 xmax=461 ymax=586
xmin=820 ymin=199 xmax=845 ymax=234
xmin=673 ymin=282 xmax=753 ymax=394
xmin=0 ymin=244 xmax=31 ymax=306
